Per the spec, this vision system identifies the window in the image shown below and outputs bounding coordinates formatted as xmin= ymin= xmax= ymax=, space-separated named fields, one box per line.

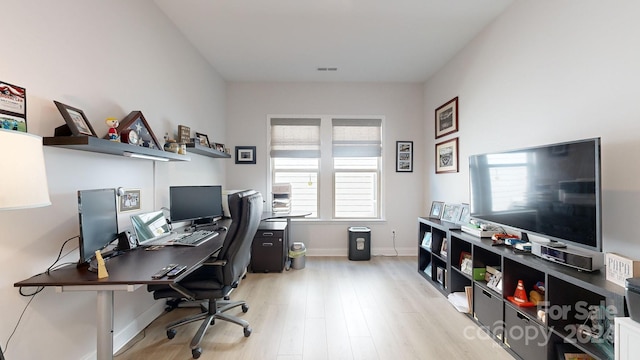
xmin=332 ymin=119 xmax=382 ymax=218
xmin=270 ymin=118 xmax=321 ymax=217
xmin=269 ymin=116 xmax=383 ymax=220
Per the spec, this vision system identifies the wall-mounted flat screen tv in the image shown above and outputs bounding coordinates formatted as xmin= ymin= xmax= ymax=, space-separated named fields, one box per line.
xmin=469 ymin=138 xmax=602 ymax=252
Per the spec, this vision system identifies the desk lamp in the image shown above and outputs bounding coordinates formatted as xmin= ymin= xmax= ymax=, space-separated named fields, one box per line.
xmin=0 ymin=128 xmax=52 ymax=360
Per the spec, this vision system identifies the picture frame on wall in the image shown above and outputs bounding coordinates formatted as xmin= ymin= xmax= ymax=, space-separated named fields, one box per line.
xmin=435 ymin=96 xmax=458 ymax=139
xmin=235 ymin=146 xmax=256 ymax=164
xmin=54 ymin=100 xmax=97 ymax=137
xmin=0 ymin=80 xmax=27 ymax=132
xmin=429 ymin=201 xmax=445 ymax=219
xmin=396 ymin=141 xmax=413 ymax=172
xmin=435 ymin=137 xmax=459 ymax=174
xmin=115 ymin=111 xmax=161 ymax=149
xmin=119 ymin=189 xmax=141 ymax=212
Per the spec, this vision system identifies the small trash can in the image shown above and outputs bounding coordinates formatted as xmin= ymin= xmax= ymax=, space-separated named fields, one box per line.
xmin=348 ymin=226 xmax=371 ymax=261
xmin=289 ymin=242 xmax=306 ymax=269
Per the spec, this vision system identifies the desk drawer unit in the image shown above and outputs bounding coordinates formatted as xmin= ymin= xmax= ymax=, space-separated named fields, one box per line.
xmin=250 ymin=221 xmax=287 ymax=273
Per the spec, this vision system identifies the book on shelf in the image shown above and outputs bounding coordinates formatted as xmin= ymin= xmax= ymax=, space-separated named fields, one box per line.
xmin=465 ymin=286 xmax=473 ymax=314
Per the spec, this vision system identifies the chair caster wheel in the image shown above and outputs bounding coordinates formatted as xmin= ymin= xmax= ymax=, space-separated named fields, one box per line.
xmin=242 ymin=304 xmax=249 ymax=313
xmin=244 ymin=327 xmax=252 ymax=337
xmin=167 ymin=329 xmax=177 ymax=339
xmin=192 ymin=347 xmax=202 ymax=358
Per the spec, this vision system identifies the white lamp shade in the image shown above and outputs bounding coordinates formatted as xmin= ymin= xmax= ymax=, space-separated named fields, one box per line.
xmin=0 ymin=129 xmax=51 ymax=210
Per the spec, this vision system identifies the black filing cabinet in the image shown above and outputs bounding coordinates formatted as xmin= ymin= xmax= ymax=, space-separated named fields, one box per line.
xmin=250 ymin=220 xmax=287 ymax=273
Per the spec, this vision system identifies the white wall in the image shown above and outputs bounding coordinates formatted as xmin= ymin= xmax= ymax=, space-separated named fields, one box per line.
xmin=423 ymin=0 xmax=640 ymax=258
xmin=1 ymin=1 xmax=227 ymax=359
xmin=226 ymin=82 xmax=425 ymax=256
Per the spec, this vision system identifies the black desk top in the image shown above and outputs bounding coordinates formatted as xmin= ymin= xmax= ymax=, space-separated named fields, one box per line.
xmin=14 ymin=219 xmax=230 ymax=288
xmin=261 ymin=211 xmax=311 ymax=221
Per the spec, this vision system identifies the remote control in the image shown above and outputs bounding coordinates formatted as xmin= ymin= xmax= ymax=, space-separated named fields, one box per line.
xmin=166 ymin=265 xmax=188 ymax=278
xmin=151 ymin=264 xmax=178 ymax=279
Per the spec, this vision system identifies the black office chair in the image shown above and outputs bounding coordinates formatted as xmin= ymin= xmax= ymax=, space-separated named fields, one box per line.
xmin=148 ymin=190 xmax=263 ymax=359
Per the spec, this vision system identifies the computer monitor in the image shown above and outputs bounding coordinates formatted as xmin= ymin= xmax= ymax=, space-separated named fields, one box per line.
xmin=77 ymin=188 xmax=119 ymax=267
xmin=169 ymin=185 xmax=224 ymax=226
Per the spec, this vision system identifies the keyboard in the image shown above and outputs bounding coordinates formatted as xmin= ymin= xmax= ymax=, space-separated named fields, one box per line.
xmin=173 ymin=230 xmax=218 ymax=246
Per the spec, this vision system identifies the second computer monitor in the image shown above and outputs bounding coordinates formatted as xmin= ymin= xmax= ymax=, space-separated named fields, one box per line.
xmin=169 ymin=185 xmax=223 ymax=225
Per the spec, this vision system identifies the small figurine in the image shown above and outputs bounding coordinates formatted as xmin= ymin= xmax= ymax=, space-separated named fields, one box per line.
xmin=95 ymin=250 xmax=109 ymax=279
xmin=105 ymin=117 xmax=120 ymax=141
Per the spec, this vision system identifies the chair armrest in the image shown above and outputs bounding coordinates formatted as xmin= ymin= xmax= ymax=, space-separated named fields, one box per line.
xmin=202 ymin=259 xmax=227 ymax=266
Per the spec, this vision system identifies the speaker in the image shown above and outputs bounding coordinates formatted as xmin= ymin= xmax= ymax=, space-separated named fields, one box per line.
xmin=116 ymin=230 xmax=136 ymax=251
xmin=531 ymin=242 xmax=604 ymax=272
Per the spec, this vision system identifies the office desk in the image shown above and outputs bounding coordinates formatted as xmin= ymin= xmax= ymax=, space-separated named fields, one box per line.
xmin=261 ymin=211 xmax=310 ymax=269
xmin=14 ymin=221 xmax=228 ymax=360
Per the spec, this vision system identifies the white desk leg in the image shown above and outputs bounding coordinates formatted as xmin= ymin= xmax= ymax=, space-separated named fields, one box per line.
xmin=96 ymin=290 xmax=114 ymax=360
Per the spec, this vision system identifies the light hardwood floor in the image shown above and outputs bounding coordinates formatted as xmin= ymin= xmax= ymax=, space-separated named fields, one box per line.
xmin=114 ymin=256 xmax=513 ymax=360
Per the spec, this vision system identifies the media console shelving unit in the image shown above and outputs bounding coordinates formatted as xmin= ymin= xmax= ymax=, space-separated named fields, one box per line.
xmin=418 ymin=217 xmax=626 ymax=360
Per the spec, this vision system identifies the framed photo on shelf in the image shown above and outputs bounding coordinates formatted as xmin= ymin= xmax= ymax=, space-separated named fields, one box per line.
xmin=435 ymin=137 xmax=459 ymax=174
xmin=54 ymin=100 xmax=97 ymax=136
xmin=440 ymin=238 xmax=448 ymax=258
xmin=441 ymin=203 xmax=462 ymax=223
xmin=0 ymin=80 xmax=27 ymax=132
xmin=436 ymin=267 xmax=446 ymax=285
xmin=396 ymin=141 xmax=413 ymax=172
xmin=235 ymin=146 xmax=256 ymax=164
xmin=421 ymin=232 xmax=432 ymax=249
xmin=461 ymin=257 xmax=473 ymax=276
xmin=435 ymin=96 xmax=458 ymax=139
xmin=214 ymin=143 xmax=225 ymax=152
xmin=177 ymin=125 xmax=191 ymax=144
xmin=116 ymin=111 xmax=161 ymax=149
xmin=429 ymin=201 xmax=444 ymax=219
xmin=195 ymin=132 xmax=210 ymax=147
xmin=119 ymin=189 xmax=141 ymax=212
xmin=458 ymin=203 xmax=471 ymax=225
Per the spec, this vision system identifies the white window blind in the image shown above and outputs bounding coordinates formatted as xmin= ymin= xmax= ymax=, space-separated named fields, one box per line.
xmin=270 ymin=118 xmax=321 ymax=158
xmin=332 ymin=118 xmax=382 ymax=157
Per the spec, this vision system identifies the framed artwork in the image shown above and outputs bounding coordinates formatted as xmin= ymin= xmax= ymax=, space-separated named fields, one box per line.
xmin=0 ymin=80 xmax=27 ymax=132
xmin=436 ymin=267 xmax=446 ymax=285
xmin=441 ymin=203 xmax=462 ymax=223
xmin=214 ymin=143 xmax=225 ymax=152
xmin=435 ymin=96 xmax=458 ymax=138
xmin=396 ymin=141 xmax=413 ymax=172
xmin=116 ymin=111 xmax=161 ymax=149
xmin=435 ymin=137 xmax=459 ymax=174
xmin=195 ymin=132 xmax=210 ymax=147
xmin=440 ymin=239 xmax=448 ymax=258
xmin=458 ymin=203 xmax=471 ymax=225
xmin=177 ymin=125 xmax=191 ymax=144
xmin=429 ymin=201 xmax=444 ymax=219
xmin=235 ymin=146 xmax=256 ymax=164
xmin=54 ymin=100 xmax=97 ymax=136
xmin=119 ymin=189 xmax=141 ymax=212
xmin=421 ymin=232 xmax=432 ymax=249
